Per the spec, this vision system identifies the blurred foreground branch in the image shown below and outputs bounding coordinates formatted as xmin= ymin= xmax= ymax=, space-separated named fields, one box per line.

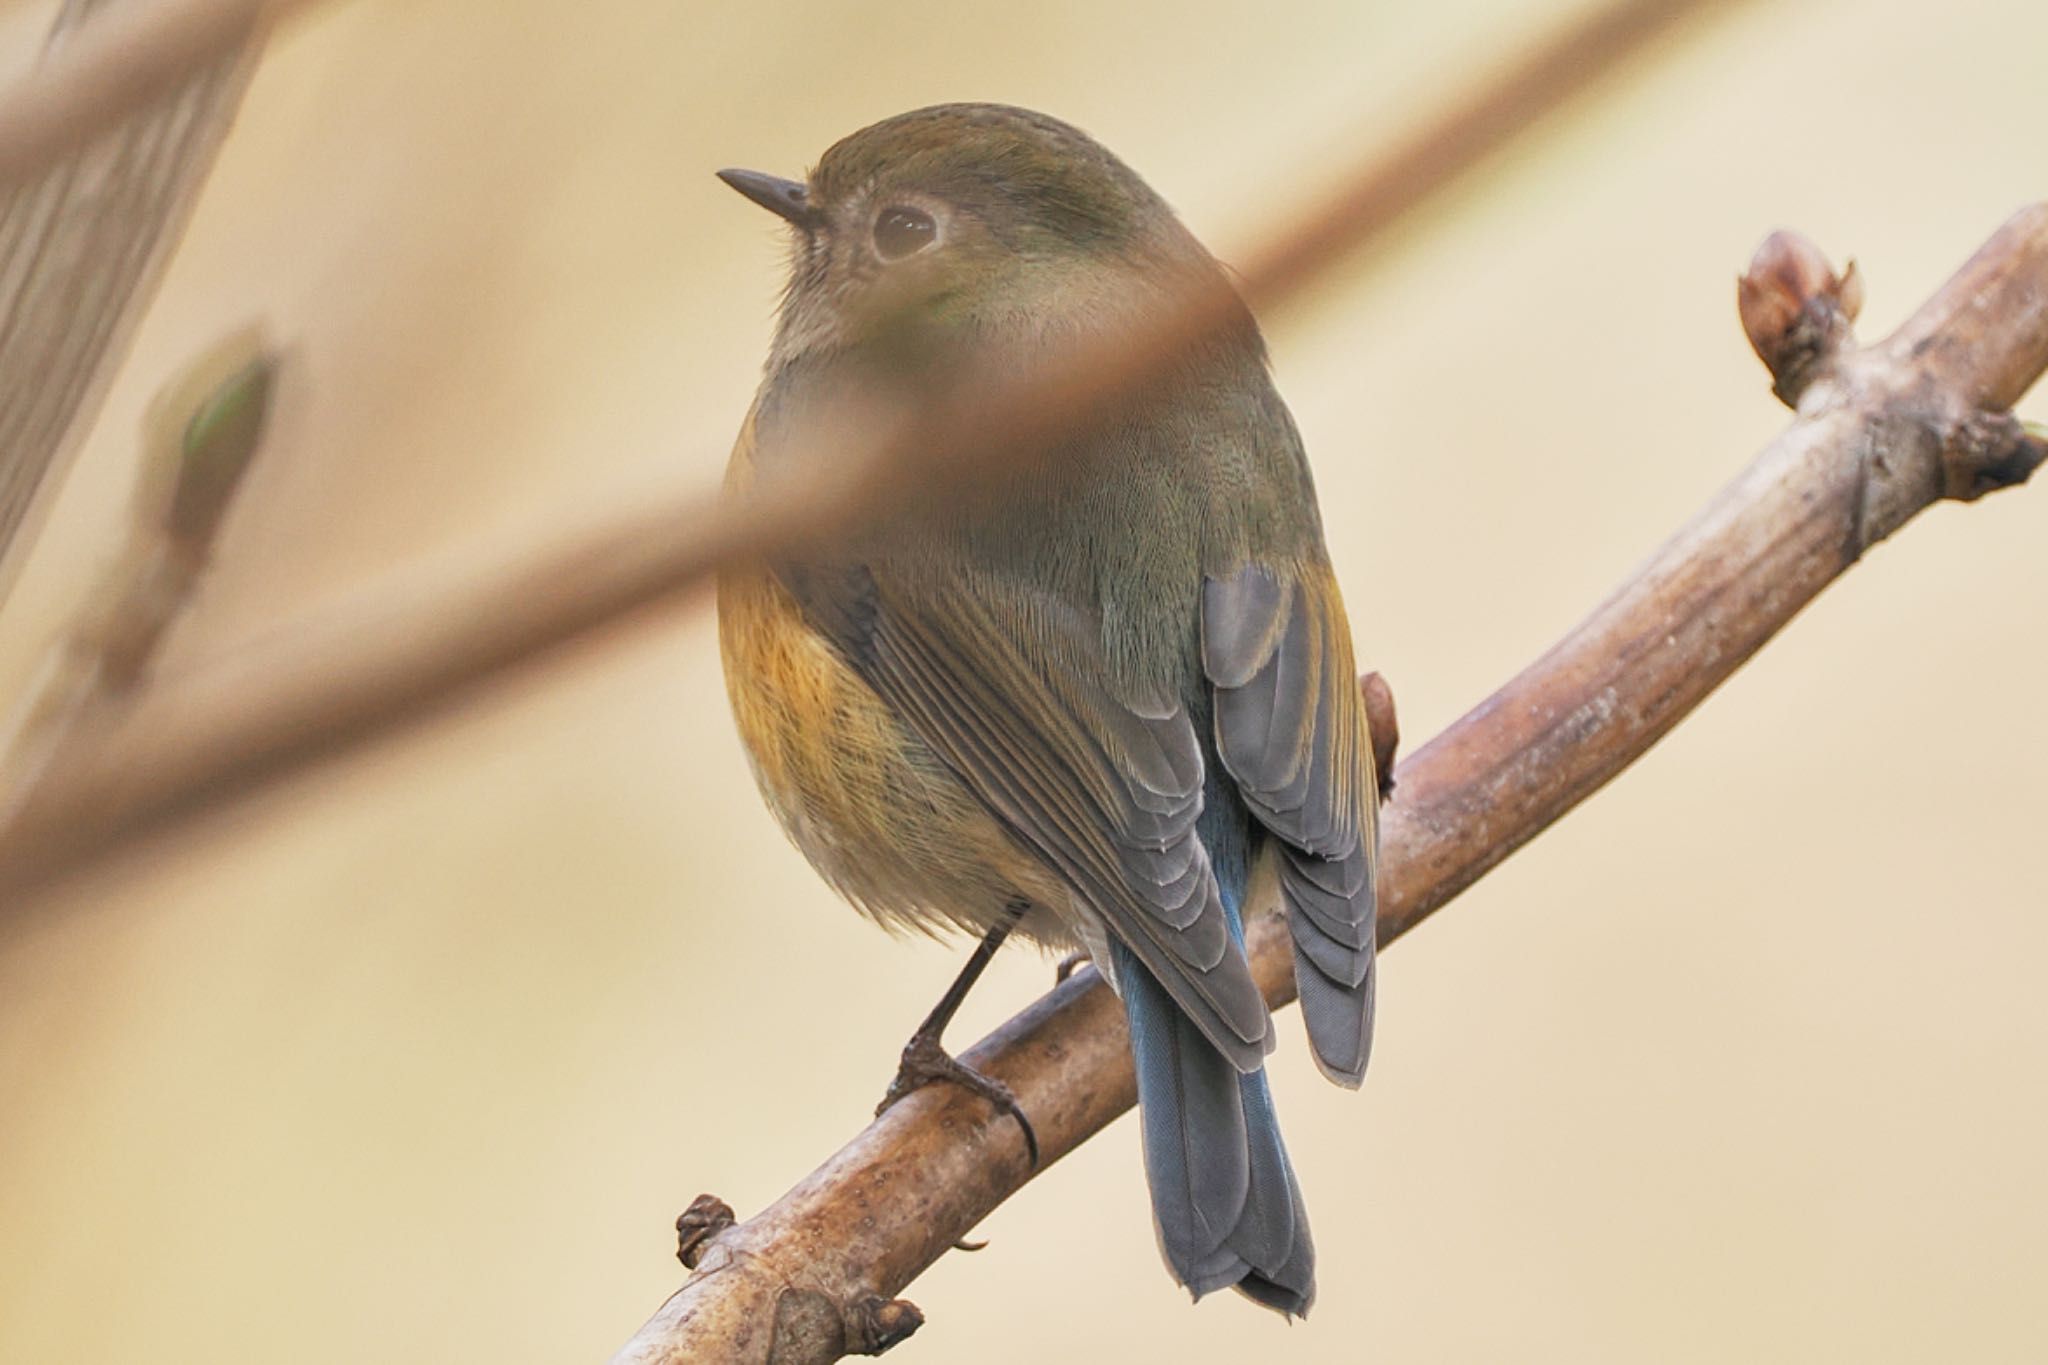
xmin=607 ymin=213 xmax=2048 ymax=1363
xmin=0 ymin=0 xmax=327 ymax=187
xmin=0 ymin=0 xmax=1739 ymax=904
xmin=0 ymin=0 xmax=268 ymax=601
xmin=0 ymin=355 xmax=273 ymax=823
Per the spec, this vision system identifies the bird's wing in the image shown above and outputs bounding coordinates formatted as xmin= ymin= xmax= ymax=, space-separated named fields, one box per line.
xmin=1203 ymin=561 xmax=1378 ymax=1086
xmin=787 ymin=559 xmax=1272 ymax=1074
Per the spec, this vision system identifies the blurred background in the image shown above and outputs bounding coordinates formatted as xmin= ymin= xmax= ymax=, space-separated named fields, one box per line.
xmin=3 ymin=0 xmax=2046 ymax=1360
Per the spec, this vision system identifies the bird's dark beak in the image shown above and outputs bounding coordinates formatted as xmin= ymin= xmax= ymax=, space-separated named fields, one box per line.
xmin=717 ymin=168 xmax=818 ymax=228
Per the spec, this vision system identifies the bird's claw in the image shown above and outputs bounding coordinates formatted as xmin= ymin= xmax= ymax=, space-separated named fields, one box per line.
xmin=876 ymin=1032 xmax=1041 ymax=1167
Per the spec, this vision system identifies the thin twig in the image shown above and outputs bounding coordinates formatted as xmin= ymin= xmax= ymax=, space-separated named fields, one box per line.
xmin=606 ymin=207 xmax=2048 ymax=1364
xmin=0 ymin=0 xmax=269 ymax=601
xmin=0 ymin=352 xmax=275 ymax=823
xmin=0 ymin=0 xmax=329 ymax=188
xmin=0 ymin=0 xmax=1747 ymax=905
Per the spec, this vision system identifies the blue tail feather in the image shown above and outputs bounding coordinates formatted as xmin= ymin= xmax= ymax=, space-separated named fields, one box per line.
xmin=1115 ymin=857 xmax=1315 ymax=1315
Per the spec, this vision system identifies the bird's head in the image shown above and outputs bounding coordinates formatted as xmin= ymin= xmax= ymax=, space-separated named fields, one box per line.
xmin=720 ymin=103 xmax=1217 ymax=367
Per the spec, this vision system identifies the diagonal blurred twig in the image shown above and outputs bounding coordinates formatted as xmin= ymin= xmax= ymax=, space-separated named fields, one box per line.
xmin=0 ymin=0 xmax=269 ymax=603
xmin=0 ymin=0 xmax=1749 ymax=905
xmin=607 ymin=208 xmax=2048 ymax=1364
xmin=0 ymin=0 xmax=333 ymax=187
xmin=0 ymin=350 xmax=274 ymax=823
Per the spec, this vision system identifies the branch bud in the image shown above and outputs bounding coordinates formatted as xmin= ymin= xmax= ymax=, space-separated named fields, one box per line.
xmin=1737 ymin=230 xmax=1860 ymax=407
xmin=1361 ymin=671 xmax=1400 ymax=803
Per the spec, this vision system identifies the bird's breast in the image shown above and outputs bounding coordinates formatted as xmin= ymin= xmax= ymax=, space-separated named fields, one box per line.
xmin=716 ymin=563 xmax=1072 ymax=944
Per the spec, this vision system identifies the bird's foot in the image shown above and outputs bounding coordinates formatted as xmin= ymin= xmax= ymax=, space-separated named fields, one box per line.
xmin=875 ymin=1030 xmax=1040 ymax=1167
xmin=1053 ymin=951 xmax=1089 ymax=984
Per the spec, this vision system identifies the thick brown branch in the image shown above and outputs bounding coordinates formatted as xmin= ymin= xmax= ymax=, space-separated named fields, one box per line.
xmin=0 ymin=0 xmax=1746 ymax=907
xmin=605 ymin=209 xmax=2048 ymax=1363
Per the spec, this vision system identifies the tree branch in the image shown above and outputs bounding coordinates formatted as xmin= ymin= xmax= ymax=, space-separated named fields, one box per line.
xmin=0 ymin=0 xmax=267 ymax=602
xmin=605 ymin=208 xmax=2048 ymax=1363
xmin=0 ymin=351 xmax=275 ymax=823
xmin=0 ymin=0 xmax=1744 ymax=907
xmin=0 ymin=0 xmax=331 ymax=188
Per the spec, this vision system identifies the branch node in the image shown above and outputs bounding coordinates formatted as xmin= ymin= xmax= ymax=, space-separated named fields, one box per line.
xmin=1361 ymin=670 xmax=1400 ymax=803
xmin=1738 ymin=230 xmax=1861 ymax=407
xmin=674 ymin=1193 xmax=736 ymax=1269
xmin=845 ymin=1295 xmax=924 ymax=1356
xmin=1942 ymin=411 xmax=2048 ymax=502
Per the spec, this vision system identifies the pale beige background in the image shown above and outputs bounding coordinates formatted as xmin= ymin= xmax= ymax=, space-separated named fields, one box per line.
xmin=3 ymin=0 xmax=2046 ymax=1361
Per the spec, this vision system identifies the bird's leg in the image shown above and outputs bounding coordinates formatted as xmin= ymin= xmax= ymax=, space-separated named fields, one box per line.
xmin=875 ymin=900 xmax=1040 ymax=1166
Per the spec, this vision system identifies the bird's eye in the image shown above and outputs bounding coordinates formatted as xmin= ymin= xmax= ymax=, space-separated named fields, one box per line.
xmin=872 ymin=206 xmax=937 ymax=260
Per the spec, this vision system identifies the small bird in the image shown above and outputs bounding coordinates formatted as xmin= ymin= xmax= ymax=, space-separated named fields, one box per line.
xmin=716 ymin=103 xmax=1378 ymax=1315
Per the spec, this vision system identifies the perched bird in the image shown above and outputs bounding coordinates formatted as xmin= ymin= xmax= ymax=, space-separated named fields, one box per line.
xmin=716 ymin=103 xmax=1378 ymax=1315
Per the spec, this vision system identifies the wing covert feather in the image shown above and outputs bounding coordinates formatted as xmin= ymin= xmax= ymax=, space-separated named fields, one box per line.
xmin=793 ymin=563 xmax=1273 ymax=1071
xmin=1204 ymin=563 xmax=1379 ymax=1087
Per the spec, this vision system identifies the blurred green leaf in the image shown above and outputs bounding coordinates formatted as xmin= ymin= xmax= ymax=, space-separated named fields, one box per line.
xmin=166 ymin=356 xmax=275 ymax=544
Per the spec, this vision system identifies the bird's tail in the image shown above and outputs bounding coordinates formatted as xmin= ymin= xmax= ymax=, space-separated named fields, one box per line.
xmin=1113 ymin=937 xmax=1315 ymax=1315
